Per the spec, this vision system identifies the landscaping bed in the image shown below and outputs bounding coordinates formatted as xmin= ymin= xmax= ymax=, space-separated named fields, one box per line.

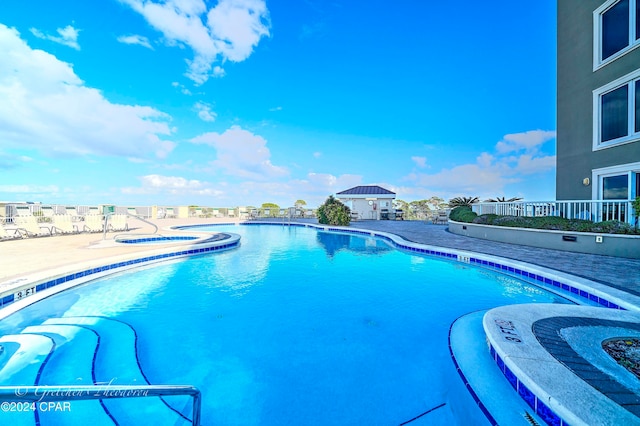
xmin=449 ymin=207 xmax=640 ymax=235
xmin=602 ymin=339 xmax=640 ymax=379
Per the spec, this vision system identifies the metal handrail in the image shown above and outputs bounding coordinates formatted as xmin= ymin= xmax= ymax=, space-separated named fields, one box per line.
xmin=103 ymin=213 xmax=159 ymax=240
xmin=0 ymin=384 xmax=201 ymax=425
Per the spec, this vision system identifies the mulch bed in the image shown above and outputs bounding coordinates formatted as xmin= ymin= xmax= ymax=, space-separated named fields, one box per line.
xmin=602 ymin=338 xmax=640 ymax=379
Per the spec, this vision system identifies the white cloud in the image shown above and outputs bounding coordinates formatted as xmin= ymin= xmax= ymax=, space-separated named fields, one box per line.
xmin=212 ymin=65 xmax=226 ymax=77
xmin=0 ymin=152 xmax=33 ymax=169
xmin=190 ymin=126 xmax=288 ymax=180
xmin=403 ymin=130 xmax=557 ymax=200
xmin=313 ymin=151 xmax=322 ymax=158
xmin=269 ymin=106 xmax=282 ymax=112
xmin=194 ymin=101 xmax=216 ymax=122
xmin=119 ymin=0 xmax=270 ymax=84
xmin=171 ymin=81 xmax=192 ymax=95
xmin=122 ymin=174 xmax=224 ymax=196
xmin=30 ymin=25 xmax=80 ymax=50
xmin=0 ymin=25 xmax=175 ymax=159
xmin=516 ymin=154 xmax=556 ymax=174
xmin=117 ymin=34 xmax=153 ymax=49
xmin=495 ymin=130 xmax=556 ymax=154
xmin=0 ymin=184 xmax=59 ymax=193
xmin=411 ymin=156 xmax=427 ymax=168
xmin=410 ymin=163 xmax=517 ymax=197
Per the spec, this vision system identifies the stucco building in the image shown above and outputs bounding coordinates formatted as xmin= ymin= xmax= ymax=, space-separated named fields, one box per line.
xmin=557 ymin=0 xmax=640 ymax=209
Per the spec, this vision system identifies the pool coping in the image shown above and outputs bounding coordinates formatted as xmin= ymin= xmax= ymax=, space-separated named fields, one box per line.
xmin=484 ymin=304 xmax=640 ymax=426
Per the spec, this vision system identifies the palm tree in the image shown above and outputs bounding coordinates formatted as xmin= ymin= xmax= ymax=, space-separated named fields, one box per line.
xmin=485 ymin=197 xmax=523 ymax=202
xmin=448 ymin=197 xmax=479 ymax=208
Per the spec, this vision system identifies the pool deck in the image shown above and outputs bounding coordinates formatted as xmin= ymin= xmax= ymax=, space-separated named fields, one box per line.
xmin=2 ymin=218 xmax=638 ymax=293
xmin=1 ymin=217 xmax=639 ymax=425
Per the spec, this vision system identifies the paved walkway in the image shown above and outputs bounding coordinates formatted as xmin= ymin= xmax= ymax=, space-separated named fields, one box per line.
xmin=347 ymin=220 xmax=640 ymax=297
xmin=1 ymin=218 xmax=638 ymax=298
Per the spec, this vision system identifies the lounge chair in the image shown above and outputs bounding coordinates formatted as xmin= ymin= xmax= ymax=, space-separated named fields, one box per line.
xmin=304 ymin=210 xmax=315 ymax=218
xmin=13 ymin=215 xmax=53 ymax=237
xmin=435 ymin=210 xmax=449 ymax=225
xmin=228 ymin=209 xmax=236 ymax=218
xmin=165 ymin=207 xmax=177 ymax=218
xmin=64 ymin=206 xmax=81 ymax=221
xmin=15 ymin=205 xmax=32 ymax=216
xmin=127 ymin=207 xmax=139 ymax=217
xmin=40 ymin=206 xmax=55 ymax=220
xmin=0 ymin=224 xmax=23 ymax=240
xmin=108 ymin=214 xmax=129 ymax=232
xmin=52 ymin=215 xmax=79 ymax=234
xmin=83 ymin=214 xmax=104 ymax=233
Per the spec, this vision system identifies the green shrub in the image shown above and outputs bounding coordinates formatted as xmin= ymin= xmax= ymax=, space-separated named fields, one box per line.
xmin=449 ymin=206 xmax=477 ymax=223
xmin=317 ymin=196 xmax=351 ymax=226
xmin=591 ymin=220 xmax=636 ymax=234
xmin=472 ymin=214 xmax=499 ymax=225
xmin=457 ymin=212 xmax=640 ymax=235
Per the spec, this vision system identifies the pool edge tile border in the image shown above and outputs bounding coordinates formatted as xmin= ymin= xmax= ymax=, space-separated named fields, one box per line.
xmin=0 ymin=233 xmax=241 ymax=317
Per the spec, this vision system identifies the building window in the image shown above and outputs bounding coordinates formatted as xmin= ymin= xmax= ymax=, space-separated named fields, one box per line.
xmin=595 ymin=0 xmax=640 ymax=68
xmin=603 ymin=174 xmax=629 ymax=199
xmin=594 ymin=70 xmax=640 ymax=148
xmin=601 ymin=85 xmax=628 ymax=141
xmin=602 ymin=0 xmax=630 ymax=60
xmin=636 ymin=80 xmax=640 ymax=132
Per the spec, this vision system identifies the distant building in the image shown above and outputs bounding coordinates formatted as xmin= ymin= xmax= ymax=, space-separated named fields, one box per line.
xmin=557 ymin=0 xmax=640 ymax=205
xmin=336 ymin=185 xmax=396 ymax=220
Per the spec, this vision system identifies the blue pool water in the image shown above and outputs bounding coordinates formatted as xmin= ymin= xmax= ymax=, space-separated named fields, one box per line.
xmin=0 ymin=225 xmax=572 ymax=425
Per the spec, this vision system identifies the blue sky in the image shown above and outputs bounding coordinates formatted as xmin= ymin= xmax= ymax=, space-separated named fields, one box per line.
xmin=0 ymin=0 xmax=557 ymax=208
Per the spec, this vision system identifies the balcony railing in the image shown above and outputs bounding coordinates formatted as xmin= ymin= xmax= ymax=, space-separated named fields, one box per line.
xmin=471 ymin=199 xmax=635 ymax=224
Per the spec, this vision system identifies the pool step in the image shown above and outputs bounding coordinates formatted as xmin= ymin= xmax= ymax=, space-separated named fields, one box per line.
xmin=0 ymin=333 xmax=54 ymax=385
xmin=22 ymin=323 xmax=115 ymax=425
xmin=46 ymin=316 xmax=193 ymax=424
xmin=0 ymin=334 xmax=55 ymax=426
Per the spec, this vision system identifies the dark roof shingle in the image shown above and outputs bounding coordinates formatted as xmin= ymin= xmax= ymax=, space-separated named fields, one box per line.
xmin=336 ymin=185 xmax=395 ymax=195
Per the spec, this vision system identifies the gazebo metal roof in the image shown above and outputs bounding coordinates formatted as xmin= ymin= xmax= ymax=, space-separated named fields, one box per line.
xmin=336 ymin=185 xmax=395 ymax=196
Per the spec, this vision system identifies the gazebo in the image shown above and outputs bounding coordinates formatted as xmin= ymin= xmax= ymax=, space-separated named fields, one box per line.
xmin=336 ymin=185 xmax=396 ymax=220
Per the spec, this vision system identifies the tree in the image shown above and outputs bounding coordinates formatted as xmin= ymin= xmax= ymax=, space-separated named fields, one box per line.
xmin=448 ymin=197 xmax=479 ymax=208
xmin=409 ymin=200 xmax=432 ymax=220
xmin=261 ymin=202 xmax=280 ymax=217
xmin=427 ymin=196 xmax=447 ymax=211
xmin=632 ymin=196 xmax=640 ymax=229
xmin=485 ymin=197 xmax=523 ymax=202
xmin=294 ymin=199 xmax=307 ymax=208
xmin=317 ymin=196 xmax=350 ymax=226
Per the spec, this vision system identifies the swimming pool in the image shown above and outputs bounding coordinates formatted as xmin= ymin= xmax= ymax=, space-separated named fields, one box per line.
xmin=0 ymin=224 xmax=576 ymax=425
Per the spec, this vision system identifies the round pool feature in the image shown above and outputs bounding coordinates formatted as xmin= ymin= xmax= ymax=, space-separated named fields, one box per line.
xmin=116 ymin=235 xmax=200 ymax=244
